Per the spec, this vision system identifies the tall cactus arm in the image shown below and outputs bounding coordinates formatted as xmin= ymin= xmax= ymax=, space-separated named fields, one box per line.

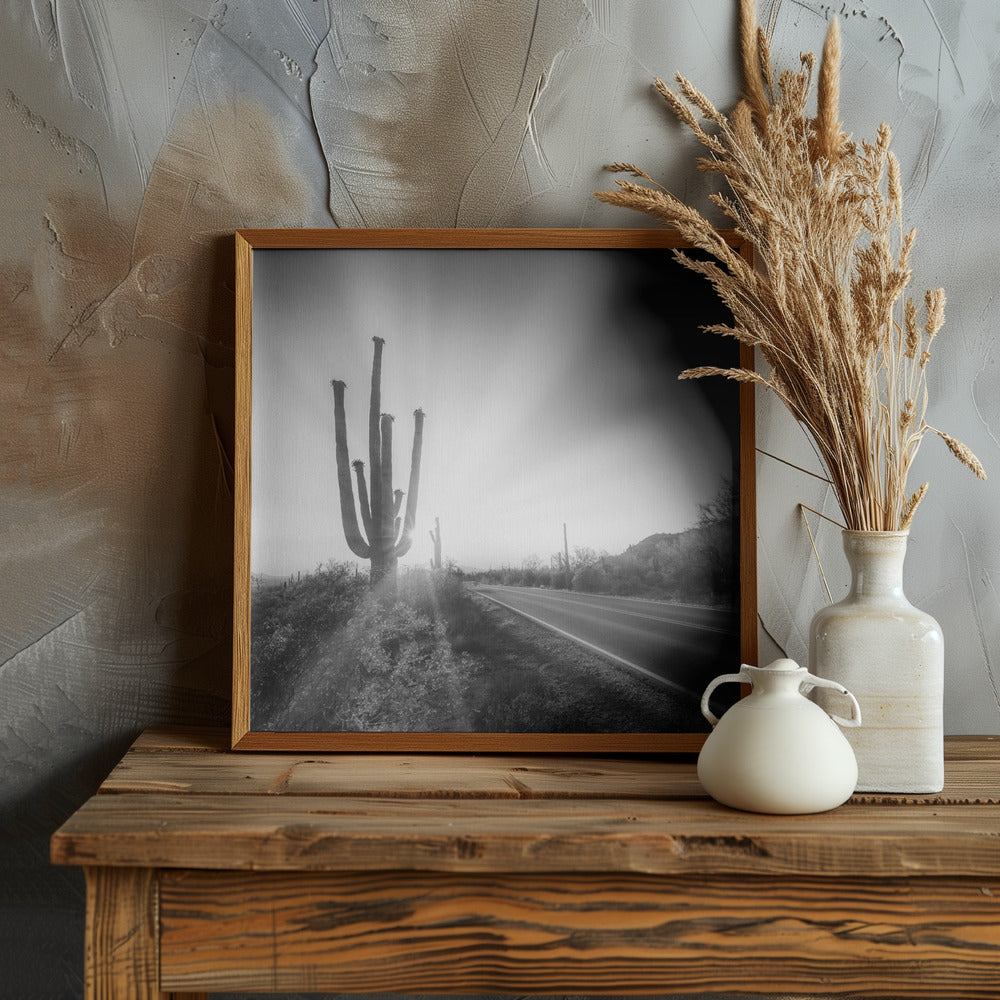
xmin=392 ymin=490 xmax=404 ymax=545
xmin=352 ymin=460 xmax=373 ymax=542
xmin=394 ymin=408 xmax=424 ymax=557
xmin=379 ymin=413 xmax=395 ymax=551
xmin=368 ymin=337 xmax=385 ymax=541
xmin=331 ymin=380 xmax=371 ymax=559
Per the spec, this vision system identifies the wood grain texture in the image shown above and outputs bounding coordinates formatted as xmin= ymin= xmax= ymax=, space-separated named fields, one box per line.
xmin=234 ymin=228 xmax=742 ymax=250
xmin=52 ymin=731 xmax=1000 ymax=877
xmin=229 ymin=228 xmax=756 ymax=753
xmin=945 ymin=734 xmax=1000 ymax=760
xmin=56 ymin=732 xmax=1000 ymax=998
xmin=52 ymin=791 xmax=1000 ymax=876
xmin=231 ymin=730 xmax=713 ymax=752
xmin=232 ymin=231 xmax=253 ymax=747
xmin=84 ymin=867 xmax=206 ymax=1000
xmin=101 ymin=749 xmax=704 ymax=799
xmin=99 ymin=741 xmax=999 ymax=803
xmin=158 ymin=868 xmax=1000 ymax=996
xmin=130 ymin=727 xmax=233 ymax=753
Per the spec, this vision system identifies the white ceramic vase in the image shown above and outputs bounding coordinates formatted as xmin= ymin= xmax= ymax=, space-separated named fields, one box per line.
xmin=810 ymin=530 xmax=944 ymax=793
xmin=697 ymin=658 xmax=860 ymax=814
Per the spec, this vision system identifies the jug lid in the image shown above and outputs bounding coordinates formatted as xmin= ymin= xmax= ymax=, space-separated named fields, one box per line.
xmin=749 ymin=657 xmax=806 ymax=674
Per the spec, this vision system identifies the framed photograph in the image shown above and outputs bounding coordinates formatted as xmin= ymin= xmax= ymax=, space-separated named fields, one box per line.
xmin=232 ymin=229 xmax=756 ymax=751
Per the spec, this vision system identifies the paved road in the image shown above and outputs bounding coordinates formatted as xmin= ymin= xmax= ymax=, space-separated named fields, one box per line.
xmin=476 ymin=585 xmax=739 ymax=699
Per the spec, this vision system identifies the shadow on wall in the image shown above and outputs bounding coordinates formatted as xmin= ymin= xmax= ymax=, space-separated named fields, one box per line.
xmin=146 ymin=233 xmax=238 ymax=716
xmin=0 ymin=112 xmax=287 ymax=995
xmin=0 ymin=739 xmax=140 ymax=997
xmin=3 ymin=0 xmax=336 ymax=967
xmin=0 ymin=222 xmax=238 ymax=988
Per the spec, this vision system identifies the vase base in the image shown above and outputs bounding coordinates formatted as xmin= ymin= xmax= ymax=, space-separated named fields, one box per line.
xmin=854 ymin=783 xmax=944 ymax=795
xmin=852 ymin=748 xmax=943 ymax=796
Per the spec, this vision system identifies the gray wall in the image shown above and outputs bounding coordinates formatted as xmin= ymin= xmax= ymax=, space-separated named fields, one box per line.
xmin=2 ymin=1 xmax=997 ymax=995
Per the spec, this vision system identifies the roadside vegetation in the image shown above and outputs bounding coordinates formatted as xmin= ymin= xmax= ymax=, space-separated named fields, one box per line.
xmin=250 ymin=564 xmax=695 ymax=733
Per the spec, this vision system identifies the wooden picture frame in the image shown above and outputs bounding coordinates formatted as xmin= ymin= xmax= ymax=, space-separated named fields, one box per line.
xmin=233 ymin=229 xmax=756 ymax=751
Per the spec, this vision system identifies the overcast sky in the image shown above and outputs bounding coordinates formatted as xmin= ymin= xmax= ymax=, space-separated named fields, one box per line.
xmin=250 ymin=247 xmax=736 ymax=577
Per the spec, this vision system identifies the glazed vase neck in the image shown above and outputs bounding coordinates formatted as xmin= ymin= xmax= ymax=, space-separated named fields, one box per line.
xmin=842 ymin=530 xmax=907 ymax=599
xmin=744 ymin=662 xmax=805 ymax=696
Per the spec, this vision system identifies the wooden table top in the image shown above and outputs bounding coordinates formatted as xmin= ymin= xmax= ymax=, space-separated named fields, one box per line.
xmin=51 ymin=727 xmax=1000 ymax=878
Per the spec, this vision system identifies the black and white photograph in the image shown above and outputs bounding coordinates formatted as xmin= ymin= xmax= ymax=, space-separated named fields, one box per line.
xmin=240 ymin=233 xmax=751 ymax=743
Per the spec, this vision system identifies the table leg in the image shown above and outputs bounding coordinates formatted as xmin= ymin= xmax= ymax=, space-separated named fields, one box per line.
xmin=84 ymin=867 xmax=207 ymax=1000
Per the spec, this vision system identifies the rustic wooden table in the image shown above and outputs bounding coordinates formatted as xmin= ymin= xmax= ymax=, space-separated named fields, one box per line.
xmin=51 ymin=727 xmax=1000 ymax=999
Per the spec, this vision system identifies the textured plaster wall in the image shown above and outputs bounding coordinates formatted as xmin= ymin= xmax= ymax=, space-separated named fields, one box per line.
xmin=0 ymin=0 xmax=997 ymax=995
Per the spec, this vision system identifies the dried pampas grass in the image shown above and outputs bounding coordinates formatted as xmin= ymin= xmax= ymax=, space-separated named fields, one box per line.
xmin=596 ymin=0 xmax=984 ymax=531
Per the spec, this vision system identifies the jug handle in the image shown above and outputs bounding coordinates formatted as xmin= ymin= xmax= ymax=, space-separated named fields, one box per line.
xmin=700 ymin=666 xmax=750 ymax=727
xmin=800 ymin=675 xmax=862 ymax=728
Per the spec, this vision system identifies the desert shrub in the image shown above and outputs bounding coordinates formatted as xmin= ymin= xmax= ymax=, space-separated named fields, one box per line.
xmin=572 ymin=563 xmax=610 ymax=594
xmin=315 ymin=588 xmax=473 ymax=732
xmin=250 ymin=562 xmax=366 ymax=714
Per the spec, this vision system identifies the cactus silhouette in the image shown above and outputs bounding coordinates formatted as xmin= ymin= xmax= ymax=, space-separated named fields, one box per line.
xmin=429 ymin=517 xmax=442 ymax=570
xmin=331 ymin=336 xmax=424 ymax=591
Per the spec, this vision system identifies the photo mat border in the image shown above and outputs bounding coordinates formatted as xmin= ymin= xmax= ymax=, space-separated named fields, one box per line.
xmin=232 ymin=228 xmax=757 ymax=752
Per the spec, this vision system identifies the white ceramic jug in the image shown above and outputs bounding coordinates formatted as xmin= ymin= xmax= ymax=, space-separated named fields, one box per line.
xmin=697 ymin=658 xmax=861 ymax=814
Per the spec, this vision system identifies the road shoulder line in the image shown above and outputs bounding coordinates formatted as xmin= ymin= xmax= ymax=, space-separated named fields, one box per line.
xmin=477 ymin=592 xmax=700 ymax=702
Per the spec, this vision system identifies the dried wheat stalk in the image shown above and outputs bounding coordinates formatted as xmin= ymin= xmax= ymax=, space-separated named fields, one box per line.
xmin=596 ymin=0 xmax=984 ymax=531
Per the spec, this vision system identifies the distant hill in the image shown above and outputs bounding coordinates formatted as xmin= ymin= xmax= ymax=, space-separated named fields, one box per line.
xmin=473 ymin=479 xmax=738 ymax=605
xmin=570 ymin=521 xmax=733 ymax=605
xmin=624 ymin=531 xmax=684 ymax=557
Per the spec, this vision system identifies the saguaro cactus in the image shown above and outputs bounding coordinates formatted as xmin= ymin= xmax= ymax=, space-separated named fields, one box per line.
xmin=331 ymin=336 xmax=424 ymax=591
xmin=429 ymin=517 xmax=442 ymax=570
